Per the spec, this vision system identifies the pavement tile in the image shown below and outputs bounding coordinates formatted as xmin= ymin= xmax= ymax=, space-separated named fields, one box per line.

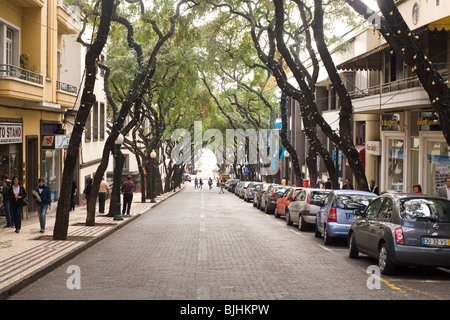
xmin=0 ymin=185 xmax=185 ymax=299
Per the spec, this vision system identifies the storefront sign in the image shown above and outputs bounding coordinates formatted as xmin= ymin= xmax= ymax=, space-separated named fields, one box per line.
xmin=366 ymin=141 xmax=381 ymax=156
xmin=418 ymin=111 xmax=440 ymax=131
xmin=0 ymin=123 xmax=22 ymax=144
xmin=42 ymin=135 xmax=71 ymax=149
xmin=381 ymin=113 xmax=401 ymax=131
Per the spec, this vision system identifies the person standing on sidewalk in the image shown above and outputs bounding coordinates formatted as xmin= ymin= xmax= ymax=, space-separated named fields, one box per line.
xmin=8 ymin=176 xmax=27 ymax=233
xmin=33 ymin=178 xmax=51 ymax=233
xmin=1 ymin=174 xmax=13 ymax=228
xmin=121 ymin=175 xmax=134 ymax=215
xmin=83 ymin=178 xmax=93 ymax=207
xmin=98 ymin=177 xmax=110 ymax=214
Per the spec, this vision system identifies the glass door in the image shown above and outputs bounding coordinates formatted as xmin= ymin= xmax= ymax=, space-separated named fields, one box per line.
xmin=386 ymin=138 xmax=405 ymax=192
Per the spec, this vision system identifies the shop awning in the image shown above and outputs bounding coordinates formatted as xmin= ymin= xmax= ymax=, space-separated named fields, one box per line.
xmin=336 ymin=43 xmax=389 ymax=71
xmin=429 ymin=17 xmax=450 ymax=31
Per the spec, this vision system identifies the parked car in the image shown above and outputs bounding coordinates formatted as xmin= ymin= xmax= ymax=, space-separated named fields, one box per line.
xmin=235 ymin=181 xmax=245 ymax=196
xmin=348 ymin=193 xmax=450 ymax=275
xmin=261 ymin=184 xmax=289 ymax=214
xmin=229 ymin=179 xmax=240 ymax=193
xmin=239 ymin=181 xmax=252 ymax=198
xmin=254 ymin=183 xmax=271 ymax=208
xmin=245 ymin=182 xmax=262 ymax=202
xmin=287 ymin=188 xmax=331 ymax=230
xmin=316 ymin=190 xmax=377 ymax=245
xmin=275 ymin=187 xmax=303 ymax=219
xmin=184 ymin=174 xmax=191 ymax=182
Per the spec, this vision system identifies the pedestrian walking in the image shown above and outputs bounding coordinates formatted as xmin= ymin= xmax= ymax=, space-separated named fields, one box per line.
xmin=342 ymin=178 xmax=354 ymax=190
xmin=436 ymin=177 xmax=450 ymax=199
xmin=368 ymin=179 xmax=379 ymax=195
xmin=208 ymin=178 xmax=213 ymax=190
xmin=83 ymin=178 xmax=93 ymax=207
xmin=195 ymin=177 xmax=198 ymax=189
xmin=121 ymin=175 xmax=134 ymax=215
xmin=70 ymin=180 xmax=77 ymax=211
xmin=1 ymin=174 xmax=13 ymax=228
xmin=219 ymin=180 xmax=225 ymax=194
xmin=33 ymin=178 xmax=51 ymax=233
xmin=98 ymin=177 xmax=110 ymax=214
xmin=199 ymin=178 xmax=203 ymax=189
xmin=8 ymin=175 xmax=27 ymax=233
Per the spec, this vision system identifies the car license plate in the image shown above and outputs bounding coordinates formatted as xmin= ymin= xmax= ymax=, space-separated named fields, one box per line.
xmin=422 ymin=237 xmax=450 ymax=247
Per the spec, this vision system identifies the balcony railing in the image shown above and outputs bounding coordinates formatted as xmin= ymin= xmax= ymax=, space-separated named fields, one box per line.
xmin=349 ymin=65 xmax=449 ymax=100
xmin=57 ymin=81 xmax=78 ymax=94
xmin=0 ymin=64 xmax=43 ymax=85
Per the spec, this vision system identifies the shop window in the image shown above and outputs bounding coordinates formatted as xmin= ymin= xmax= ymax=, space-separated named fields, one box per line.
xmin=355 ymin=122 xmax=366 ymax=145
xmin=427 ymin=141 xmax=450 ymax=196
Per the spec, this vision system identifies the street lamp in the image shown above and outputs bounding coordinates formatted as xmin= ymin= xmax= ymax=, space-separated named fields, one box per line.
xmin=150 ymin=149 xmax=157 ymax=203
xmin=284 ymin=149 xmax=290 ymax=186
xmin=114 ymin=133 xmax=124 ymax=221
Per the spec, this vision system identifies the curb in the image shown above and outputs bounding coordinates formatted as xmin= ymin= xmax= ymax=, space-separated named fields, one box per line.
xmin=0 ymin=185 xmax=185 ymax=300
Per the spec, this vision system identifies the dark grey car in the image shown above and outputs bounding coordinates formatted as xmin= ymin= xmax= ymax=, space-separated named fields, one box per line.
xmin=348 ymin=193 xmax=450 ymax=275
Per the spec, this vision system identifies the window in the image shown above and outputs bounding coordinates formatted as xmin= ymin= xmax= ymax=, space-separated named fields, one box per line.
xmin=6 ymin=28 xmax=13 ymax=65
xmin=100 ymin=102 xmax=105 ymax=140
xmin=378 ymin=198 xmax=393 ymax=220
xmin=365 ymin=197 xmax=383 ymax=219
xmin=93 ymin=102 xmax=98 ymax=141
xmin=85 ymin=112 xmax=91 ymax=142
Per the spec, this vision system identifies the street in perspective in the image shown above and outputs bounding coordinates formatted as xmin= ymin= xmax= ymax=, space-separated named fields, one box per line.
xmin=7 ymin=181 xmax=450 ymax=303
xmin=1 ymin=0 xmax=450 ymax=313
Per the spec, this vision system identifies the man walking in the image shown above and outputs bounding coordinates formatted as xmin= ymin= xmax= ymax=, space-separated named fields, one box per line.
xmin=1 ymin=174 xmax=13 ymax=228
xmin=436 ymin=177 xmax=450 ymax=200
xmin=98 ymin=177 xmax=110 ymax=214
xmin=121 ymin=175 xmax=134 ymax=215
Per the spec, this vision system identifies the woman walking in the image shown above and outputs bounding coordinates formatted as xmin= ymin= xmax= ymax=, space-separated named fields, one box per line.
xmin=8 ymin=176 xmax=27 ymax=233
xmin=34 ymin=178 xmax=52 ymax=233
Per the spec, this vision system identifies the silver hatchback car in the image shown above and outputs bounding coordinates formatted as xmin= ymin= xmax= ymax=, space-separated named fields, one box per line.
xmin=348 ymin=193 xmax=450 ymax=275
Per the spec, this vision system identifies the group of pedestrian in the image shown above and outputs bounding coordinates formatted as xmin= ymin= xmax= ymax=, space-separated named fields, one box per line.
xmin=1 ymin=174 xmax=51 ymax=234
xmin=1 ymin=172 xmax=137 ymax=233
xmin=83 ymin=175 xmax=134 ymax=215
xmin=194 ymin=177 xmax=203 ymax=189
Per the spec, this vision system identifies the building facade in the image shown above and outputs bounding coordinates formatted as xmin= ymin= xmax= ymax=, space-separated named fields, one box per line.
xmin=0 ymin=0 xmax=79 ymax=217
xmin=283 ymin=0 xmax=449 ymax=196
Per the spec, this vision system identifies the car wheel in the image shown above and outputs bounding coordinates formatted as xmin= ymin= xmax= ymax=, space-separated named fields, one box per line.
xmin=378 ymin=243 xmax=395 ymax=275
xmin=274 ymin=208 xmax=280 ymax=219
xmin=314 ymin=218 xmax=321 ymax=238
xmin=298 ymin=214 xmax=308 ymax=231
xmin=323 ymin=225 xmax=334 ymax=245
xmin=285 ymin=209 xmax=293 ymax=225
xmin=348 ymin=232 xmax=359 ymax=259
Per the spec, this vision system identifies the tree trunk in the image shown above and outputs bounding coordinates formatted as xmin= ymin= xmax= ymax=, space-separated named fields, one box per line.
xmin=53 ymin=0 xmax=115 ymax=240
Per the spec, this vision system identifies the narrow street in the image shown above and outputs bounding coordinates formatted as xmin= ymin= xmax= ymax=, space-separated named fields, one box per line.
xmin=9 ymin=182 xmax=450 ymax=303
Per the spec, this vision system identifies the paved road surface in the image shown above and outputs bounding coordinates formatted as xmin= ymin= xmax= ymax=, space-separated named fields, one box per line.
xmin=9 ymin=182 xmax=450 ymax=302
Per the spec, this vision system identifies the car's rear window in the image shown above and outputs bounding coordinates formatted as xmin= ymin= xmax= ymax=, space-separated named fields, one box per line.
xmin=334 ymin=195 xmax=374 ymax=210
xmin=310 ymin=191 xmax=329 ymax=202
xmin=401 ymin=198 xmax=450 ymax=222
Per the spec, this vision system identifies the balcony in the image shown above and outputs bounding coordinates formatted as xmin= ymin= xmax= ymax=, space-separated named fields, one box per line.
xmin=56 ymin=80 xmax=78 ymax=108
xmin=348 ymin=67 xmax=449 ymax=113
xmin=57 ymin=0 xmax=79 ymax=35
xmin=0 ymin=64 xmax=44 ymax=102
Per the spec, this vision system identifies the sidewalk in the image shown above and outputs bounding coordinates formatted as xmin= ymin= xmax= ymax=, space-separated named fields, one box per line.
xmin=0 ymin=185 xmax=185 ymax=299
